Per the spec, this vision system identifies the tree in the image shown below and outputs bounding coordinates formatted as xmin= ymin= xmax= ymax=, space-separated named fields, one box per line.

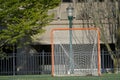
xmin=75 ymin=0 xmax=120 ymax=73
xmin=0 ymin=0 xmax=60 ymax=54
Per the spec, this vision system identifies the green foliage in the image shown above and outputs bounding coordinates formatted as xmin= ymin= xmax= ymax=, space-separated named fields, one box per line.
xmin=0 ymin=0 xmax=60 ymax=50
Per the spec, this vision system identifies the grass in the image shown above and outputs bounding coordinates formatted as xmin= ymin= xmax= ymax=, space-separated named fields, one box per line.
xmin=0 ymin=73 xmax=120 ymax=80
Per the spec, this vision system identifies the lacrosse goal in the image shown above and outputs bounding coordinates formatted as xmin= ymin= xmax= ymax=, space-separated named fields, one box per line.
xmin=51 ymin=28 xmax=101 ymax=76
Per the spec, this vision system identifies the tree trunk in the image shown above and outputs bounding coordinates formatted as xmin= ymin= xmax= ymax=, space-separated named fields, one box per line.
xmin=113 ymin=58 xmax=118 ymax=73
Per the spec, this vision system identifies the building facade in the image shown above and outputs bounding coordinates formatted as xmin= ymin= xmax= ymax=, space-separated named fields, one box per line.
xmin=34 ymin=0 xmax=118 ymax=51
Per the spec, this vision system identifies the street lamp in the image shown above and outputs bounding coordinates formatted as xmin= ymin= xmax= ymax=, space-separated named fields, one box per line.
xmin=66 ymin=4 xmax=74 ymax=28
xmin=66 ymin=4 xmax=74 ymax=74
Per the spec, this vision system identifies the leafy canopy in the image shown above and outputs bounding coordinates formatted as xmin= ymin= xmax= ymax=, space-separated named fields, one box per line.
xmin=0 ymin=0 xmax=60 ymax=47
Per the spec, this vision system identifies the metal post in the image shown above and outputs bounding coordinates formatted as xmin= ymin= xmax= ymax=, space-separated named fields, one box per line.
xmin=102 ymin=49 xmax=105 ymax=73
xmin=66 ymin=4 xmax=74 ymax=74
xmin=42 ymin=50 xmax=45 ymax=74
xmin=68 ymin=16 xmax=74 ymax=74
xmin=13 ymin=44 xmax=15 ymax=75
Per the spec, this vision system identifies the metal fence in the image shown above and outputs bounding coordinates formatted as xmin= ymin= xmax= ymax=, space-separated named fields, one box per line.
xmin=101 ymin=50 xmax=120 ymax=73
xmin=0 ymin=51 xmax=120 ymax=76
xmin=0 ymin=51 xmax=51 ymax=75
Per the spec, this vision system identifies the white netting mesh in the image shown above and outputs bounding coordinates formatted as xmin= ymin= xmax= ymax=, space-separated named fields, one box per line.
xmin=51 ymin=28 xmax=100 ymax=76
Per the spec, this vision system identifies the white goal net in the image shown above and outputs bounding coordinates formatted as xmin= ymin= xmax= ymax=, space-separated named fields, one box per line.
xmin=51 ymin=28 xmax=101 ymax=76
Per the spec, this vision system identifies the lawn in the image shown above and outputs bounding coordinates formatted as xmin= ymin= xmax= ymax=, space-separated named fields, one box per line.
xmin=0 ymin=73 xmax=120 ymax=80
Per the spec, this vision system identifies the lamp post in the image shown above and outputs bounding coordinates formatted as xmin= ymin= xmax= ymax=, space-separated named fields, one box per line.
xmin=66 ymin=4 xmax=74 ymax=74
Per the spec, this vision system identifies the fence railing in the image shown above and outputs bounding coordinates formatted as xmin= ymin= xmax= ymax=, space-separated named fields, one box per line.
xmin=0 ymin=51 xmax=120 ymax=75
xmin=101 ymin=50 xmax=120 ymax=73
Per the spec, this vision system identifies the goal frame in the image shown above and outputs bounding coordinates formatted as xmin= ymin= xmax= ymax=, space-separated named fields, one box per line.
xmin=51 ymin=28 xmax=101 ymax=76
